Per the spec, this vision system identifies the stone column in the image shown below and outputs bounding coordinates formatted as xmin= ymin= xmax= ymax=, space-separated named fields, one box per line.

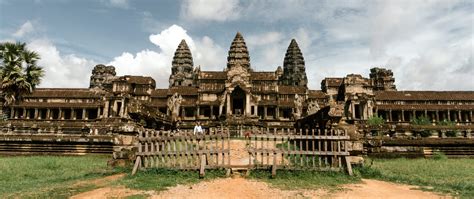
xmin=436 ymin=111 xmax=439 ymax=122
xmin=226 ymin=94 xmax=231 ymax=115
xmin=104 ymin=100 xmax=109 ymax=118
xmin=113 ymin=101 xmax=118 ymax=117
xmin=424 ymin=110 xmax=428 ymax=118
xmin=97 ymin=108 xmax=101 ymax=119
xmin=401 ymin=110 xmax=405 ymax=122
xmin=210 ymin=106 xmax=214 ymax=119
xmin=22 ymin=108 xmax=26 ymax=119
xmin=412 ymin=110 xmax=416 ymax=120
xmin=119 ymin=99 xmax=125 ymax=117
xmin=447 ymin=110 xmax=451 ymax=121
xmin=34 ymin=108 xmax=38 ymax=119
xmin=245 ymin=93 xmax=251 ymax=116
xmin=196 ymin=106 xmax=200 ymax=118
xmin=59 ymin=108 xmax=64 ymax=120
xmin=275 ymin=107 xmax=280 ymax=120
xmin=388 ymin=110 xmax=392 ymax=122
xmin=71 ymin=108 xmax=76 ymax=120
xmin=83 ymin=109 xmax=87 ymax=120
xmin=46 ymin=109 xmax=51 ymax=120
xmin=470 ymin=111 xmax=473 ymax=122
xmin=458 ymin=110 xmax=462 ymax=122
xmin=14 ymin=108 xmax=19 ymax=119
xmin=10 ymin=107 xmax=14 ymax=119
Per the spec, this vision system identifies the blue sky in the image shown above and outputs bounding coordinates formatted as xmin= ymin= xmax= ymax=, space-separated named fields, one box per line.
xmin=1 ymin=0 xmax=473 ymax=90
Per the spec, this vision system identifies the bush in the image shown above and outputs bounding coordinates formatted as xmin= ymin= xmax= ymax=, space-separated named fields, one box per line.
xmin=411 ymin=116 xmax=431 ymax=125
xmin=432 ymin=150 xmax=448 ymax=160
xmin=437 ymin=120 xmax=455 ymax=126
xmin=445 ymin=131 xmax=457 ymax=137
xmin=414 ymin=130 xmax=432 ymax=137
xmin=367 ymin=116 xmax=385 ymax=127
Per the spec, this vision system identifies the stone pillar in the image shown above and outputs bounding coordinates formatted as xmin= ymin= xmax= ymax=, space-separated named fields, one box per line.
xmin=46 ymin=109 xmax=51 ymax=120
xmin=34 ymin=108 xmax=38 ymax=119
xmin=447 ymin=110 xmax=451 ymax=121
xmin=14 ymin=108 xmax=19 ymax=119
xmin=119 ymin=99 xmax=125 ymax=117
xmin=59 ymin=108 xmax=64 ymax=120
xmin=83 ymin=109 xmax=87 ymax=120
xmin=264 ymin=106 xmax=268 ymax=120
xmin=470 ymin=111 xmax=473 ymax=122
xmin=458 ymin=110 xmax=462 ymax=122
xmin=436 ymin=111 xmax=439 ymax=122
xmin=226 ymin=94 xmax=231 ymax=115
xmin=22 ymin=108 xmax=26 ymax=119
xmin=71 ymin=108 xmax=76 ymax=120
xmin=196 ymin=106 xmax=200 ymax=118
xmin=210 ymin=106 xmax=214 ymax=119
xmin=412 ymin=110 xmax=416 ymax=120
xmin=97 ymin=108 xmax=101 ymax=119
xmin=10 ymin=107 xmax=14 ymax=119
xmin=424 ymin=110 xmax=428 ymax=118
xmin=245 ymin=93 xmax=251 ymax=116
xmin=401 ymin=110 xmax=405 ymax=122
xmin=275 ymin=107 xmax=280 ymax=120
xmin=104 ymin=100 xmax=110 ymax=118
xmin=388 ymin=110 xmax=392 ymax=122
xmin=113 ymin=101 xmax=118 ymax=117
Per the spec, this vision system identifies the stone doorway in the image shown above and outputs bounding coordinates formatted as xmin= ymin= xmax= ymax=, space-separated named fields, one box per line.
xmin=231 ymin=86 xmax=246 ymax=115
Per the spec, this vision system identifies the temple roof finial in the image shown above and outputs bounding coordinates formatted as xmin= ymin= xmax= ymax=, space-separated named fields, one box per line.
xmin=227 ymin=32 xmax=250 ymax=70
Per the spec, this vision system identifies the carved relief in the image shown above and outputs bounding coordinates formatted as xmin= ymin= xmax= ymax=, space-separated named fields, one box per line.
xmin=307 ymin=100 xmax=320 ymax=115
xmin=293 ymin=94 xmax=304 ymax=119
xmin=167 ymin=93 xmax=183 ymax=121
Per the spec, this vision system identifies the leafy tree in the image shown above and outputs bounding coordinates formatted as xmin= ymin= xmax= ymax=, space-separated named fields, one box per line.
xmin=0 ymin=42 xmax=44 ymax=118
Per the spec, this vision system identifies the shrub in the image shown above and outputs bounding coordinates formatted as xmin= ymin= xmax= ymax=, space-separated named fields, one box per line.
xmin=367 ymin=116 xmax=385 ymax=127
xmin=437 ymin=120 xmax=455 ymax=126
xmin=445 ymin=131 xmax=457 ymax=137
xmin=414 ymin=130 xmax=432 ymax=137
xmin=432 ymin=150 xmax=448 ymax=160
xmin=411 ymin=116 xmax=431 ymax=125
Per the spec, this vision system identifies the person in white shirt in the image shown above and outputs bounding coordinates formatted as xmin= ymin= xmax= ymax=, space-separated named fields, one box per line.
xmin=193 ymin=122 xmax=203 ymax=135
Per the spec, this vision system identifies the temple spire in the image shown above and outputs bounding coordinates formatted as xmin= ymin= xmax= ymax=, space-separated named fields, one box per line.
xmin=227 ymin=32 xmax=250 ymax=70
xmin=169 ymin=39 xmax=195 ymax=87
xmin=280 ymin=39 xmax=307 ymax=87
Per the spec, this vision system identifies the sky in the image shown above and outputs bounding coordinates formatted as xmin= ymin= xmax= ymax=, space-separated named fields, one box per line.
xmin=0 ymin=0 xmax=473 ymax=90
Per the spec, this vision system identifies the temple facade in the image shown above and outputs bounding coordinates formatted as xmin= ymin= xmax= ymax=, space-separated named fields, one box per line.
xmin=2 ymin=32 xmax=474 ymax=132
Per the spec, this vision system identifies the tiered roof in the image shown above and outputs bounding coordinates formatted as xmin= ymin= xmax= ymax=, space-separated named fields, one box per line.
xmin=172 ymin=39 xmax=193 ymax=70
xmin=227 ymin=32 xmax=250 ymax=69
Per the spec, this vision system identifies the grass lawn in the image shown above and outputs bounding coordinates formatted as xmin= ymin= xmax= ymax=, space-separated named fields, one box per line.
xmin=0 ymin=155 xmax=117 ymax=198
xmin=249 ymin=169 xmax=360 ymax=191
xmin=357 ymin=157 xmax=474 ymax=198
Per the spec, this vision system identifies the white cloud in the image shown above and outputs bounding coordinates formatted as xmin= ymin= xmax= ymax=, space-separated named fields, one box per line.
xmin=109 ymin=24 xmax=225 ymax=88
xmin=181 ymin=0 xmax=240 ymax=21
xmin=27 ymin=39 xmax=96 ymax=88
xmin=13 ymin=21 xmax=34 ymax=38
xmin=104 ymin=0 xmax=129 ymax=9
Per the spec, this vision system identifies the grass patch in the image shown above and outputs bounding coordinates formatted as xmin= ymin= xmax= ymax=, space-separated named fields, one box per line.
xmin=356 ymin=158 xmax=474 ymax=198
xmin=0 ymin=155 xmax=117 ymax=198
xmin=117 ymin=168 xmax=226 ymax=192
xmin=249 ymin=169 xmax=360 ymax=191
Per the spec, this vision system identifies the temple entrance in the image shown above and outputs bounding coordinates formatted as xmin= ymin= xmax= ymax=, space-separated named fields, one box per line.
xmin=231 ymin=86 xmax=246 ymax=115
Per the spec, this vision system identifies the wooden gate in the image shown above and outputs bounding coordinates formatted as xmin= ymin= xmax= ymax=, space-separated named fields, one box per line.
xmin=246 ymin=127 xmax=351 ymax=176
xmin=132 ymin=129 xmax=230 ymax=176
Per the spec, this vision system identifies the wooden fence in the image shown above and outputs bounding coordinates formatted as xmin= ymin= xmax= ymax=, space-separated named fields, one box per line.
xmin=246 ymin=127 xmax=351 ymax=176
xmin=132 ymin=129 xmax=230 ymax=176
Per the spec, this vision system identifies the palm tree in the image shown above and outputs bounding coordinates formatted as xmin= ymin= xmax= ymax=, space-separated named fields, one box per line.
xmin=0 ymin=42 xmax=44 ymax=119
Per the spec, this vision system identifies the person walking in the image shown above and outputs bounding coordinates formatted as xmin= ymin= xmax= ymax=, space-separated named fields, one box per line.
xmin=193 ymin=121 xmax=203 ymax=135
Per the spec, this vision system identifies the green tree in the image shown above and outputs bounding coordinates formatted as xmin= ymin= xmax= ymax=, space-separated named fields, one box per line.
xmin=411 ymin=115 xmax=431 ymax=125
xmin=0 ymin=42 xmax=44 ymax=118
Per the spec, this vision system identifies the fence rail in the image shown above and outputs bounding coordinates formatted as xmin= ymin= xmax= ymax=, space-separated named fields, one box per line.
xmin=132 ymin=129 xmax=230 ymax=176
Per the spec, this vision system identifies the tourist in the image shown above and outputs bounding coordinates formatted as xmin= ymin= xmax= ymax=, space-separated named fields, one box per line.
xmin=193 ymin=122 xmax=203 ymax=135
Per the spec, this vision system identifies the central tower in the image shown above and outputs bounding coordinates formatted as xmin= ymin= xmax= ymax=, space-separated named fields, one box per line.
xmin=227 ymin=32 xmax=251 ymax=70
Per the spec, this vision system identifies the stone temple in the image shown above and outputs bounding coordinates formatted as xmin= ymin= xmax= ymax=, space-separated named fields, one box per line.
xmin=1 ymin=32 xmax=473 ymax=156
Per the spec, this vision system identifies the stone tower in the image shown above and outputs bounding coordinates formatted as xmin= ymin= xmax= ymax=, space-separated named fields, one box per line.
xmin=169 ymin=39 xmax=194 ymax=87
xmin=280 ymin=39 xmax=308 ymax=87
xmin=227 ymin=32 xmax=251 ymax=70
xmin=89 ymin=64 xmax=116 ymax=90
xmin=369 ymin=67 xmax=396 ymax=91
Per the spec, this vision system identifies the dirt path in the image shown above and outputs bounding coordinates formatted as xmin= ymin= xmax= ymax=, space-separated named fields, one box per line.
xmin=152 ymin=177 xmax=448 ymax=199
